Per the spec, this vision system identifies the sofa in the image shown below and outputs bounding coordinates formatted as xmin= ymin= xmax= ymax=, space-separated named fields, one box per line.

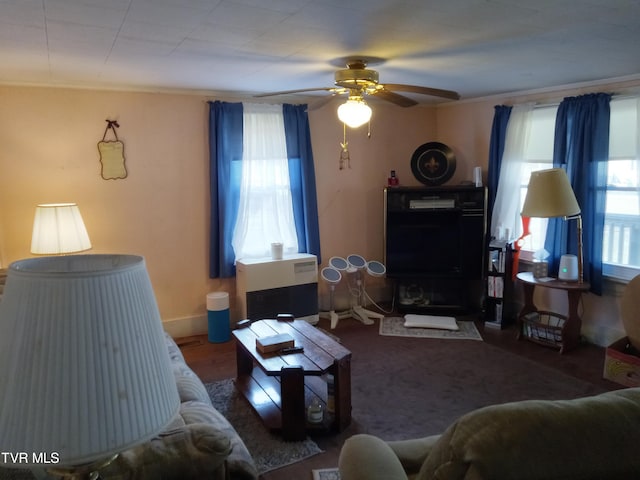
xmin=338 ymin=387 xmax=640 ymax=480
xmin=0 ymin=332 xmax=258 ymax=480
xmin=101 ymin=332 xmax=258 ymax=479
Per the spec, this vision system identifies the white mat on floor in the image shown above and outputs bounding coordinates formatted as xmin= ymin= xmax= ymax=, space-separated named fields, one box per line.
xmin=403 ymin=314 xmax=459 ymax=330
xmin=379 ymin=317 xmax=483 ymax=341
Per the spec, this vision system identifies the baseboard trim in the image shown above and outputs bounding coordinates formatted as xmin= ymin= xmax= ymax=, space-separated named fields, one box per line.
xmin=581 ymin=324 xmax=626 ymax=348
xmin=163 ymin=314 xmax=208 ymax=339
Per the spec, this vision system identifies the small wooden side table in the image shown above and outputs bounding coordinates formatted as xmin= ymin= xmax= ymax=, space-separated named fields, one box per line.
xmin=232 ymin=319 xmax=352 ymax=440
xmin=516 ymin=272 xmax=590 ymax=354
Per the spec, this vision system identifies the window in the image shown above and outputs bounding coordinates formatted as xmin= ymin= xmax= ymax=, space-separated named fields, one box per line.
xmin=603 ymin=97 xmax=640 ymax=281
xmin=231 ymin=104 xmax=299 ymax=261
xmin=208 ymin=100 xmax=319 ymax=278
xmin=517 ymin=105 xmax=556 ymax=252
xmin=515 ymin=96 xmax=640 ymax=281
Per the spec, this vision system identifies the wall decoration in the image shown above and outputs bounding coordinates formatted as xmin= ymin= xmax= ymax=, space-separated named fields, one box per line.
xmin=98 ymin=119 xmax=127 ymax=180
xmin=410 ymin=142 xmax=456 ymax=186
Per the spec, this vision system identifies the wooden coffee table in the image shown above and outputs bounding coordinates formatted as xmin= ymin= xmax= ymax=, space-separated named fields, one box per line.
xmin=232 ymin=319 xmax=352 ymax=441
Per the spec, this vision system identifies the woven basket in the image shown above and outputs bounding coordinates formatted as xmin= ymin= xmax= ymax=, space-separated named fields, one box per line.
xmin=521 ymin=311 xmax=566 ymax=348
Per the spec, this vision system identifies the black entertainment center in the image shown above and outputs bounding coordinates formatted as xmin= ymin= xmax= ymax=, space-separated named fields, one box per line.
xmin=384 ymin=185 xmax=487 ymax=313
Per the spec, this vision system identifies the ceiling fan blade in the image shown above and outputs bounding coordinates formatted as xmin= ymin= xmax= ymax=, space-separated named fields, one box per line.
xmin=307 ymin=93 xmax=340 ymax=110
xmin=383 ymin=83 xmax=461 ymax=101
xmin=370 ymin=88 xmax=418 ymax=107
xmin=254 ymin=87 xmax=337 ymax=98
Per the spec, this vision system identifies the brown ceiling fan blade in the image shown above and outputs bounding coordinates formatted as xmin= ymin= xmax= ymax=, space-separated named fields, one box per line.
xmin=371 ymin=89 xmax=418 ymax=107
xmin=307 ymin=93 xmax=340 ymax=110
xmin=254 ymin=87 xmax=337 ymax=97
xmin=383 ymin=83 xmax=461 ymax=100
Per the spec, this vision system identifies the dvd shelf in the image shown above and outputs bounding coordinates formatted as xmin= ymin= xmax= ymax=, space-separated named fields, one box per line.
xmin=484 ymin=240 xmax=514 ymax=329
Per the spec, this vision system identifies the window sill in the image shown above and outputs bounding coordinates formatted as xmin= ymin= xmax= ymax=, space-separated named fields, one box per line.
xmin=603 ymin=264 xmax=639 ymax=283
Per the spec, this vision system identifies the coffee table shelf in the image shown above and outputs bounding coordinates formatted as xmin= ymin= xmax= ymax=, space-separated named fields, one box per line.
xmin=234 ymin=366 xmax=337 ymax=433
xmin=232 ymin=319 xmax=351 ymax=440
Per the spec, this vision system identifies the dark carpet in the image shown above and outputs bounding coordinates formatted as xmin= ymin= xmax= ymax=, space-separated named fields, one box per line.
xmin=179 ymin=316 xmax=615 ymax=480
xmin=311 ymin=318 xmax=606 ymax=451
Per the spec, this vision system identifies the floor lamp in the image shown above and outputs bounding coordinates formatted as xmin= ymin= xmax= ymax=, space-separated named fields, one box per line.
xmin=0 ymin=254 xmax=180 ymax=479
xmin=521 ymin=168 xmax=583 ymax=283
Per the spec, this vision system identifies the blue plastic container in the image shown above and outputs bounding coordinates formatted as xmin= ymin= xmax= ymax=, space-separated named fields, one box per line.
xmin=207 ymin=292 xmax=230 ymax=343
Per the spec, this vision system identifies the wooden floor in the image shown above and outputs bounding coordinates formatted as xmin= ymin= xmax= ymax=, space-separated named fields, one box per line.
xmin=177 ymin=316 xmax=620 ymax=479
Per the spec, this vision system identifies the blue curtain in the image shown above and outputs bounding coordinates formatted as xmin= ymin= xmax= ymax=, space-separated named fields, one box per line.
xmin=283 ymin=104 xmax=322 ymax=262
xmin=487 ymin=105 xmax=512 ymax=230
xmin=208 ymin=101 xmax=243 ymax=278
xmin=208 ymin=101 xmax=321 ymax=278
xmin=547 ymin=93 xmax=611 ymax=294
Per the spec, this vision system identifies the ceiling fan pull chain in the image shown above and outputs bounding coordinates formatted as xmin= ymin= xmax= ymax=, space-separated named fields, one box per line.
xmin=339 ymin=123 xmax=351 ymax=170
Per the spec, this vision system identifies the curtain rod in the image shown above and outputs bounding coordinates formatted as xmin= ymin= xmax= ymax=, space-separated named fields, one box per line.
xmin=526 ymin=91 xmax=640 ymax=109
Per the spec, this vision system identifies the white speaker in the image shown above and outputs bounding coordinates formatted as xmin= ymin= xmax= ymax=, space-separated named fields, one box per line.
xmin=558 ymin=254 xmax=578 ymax=281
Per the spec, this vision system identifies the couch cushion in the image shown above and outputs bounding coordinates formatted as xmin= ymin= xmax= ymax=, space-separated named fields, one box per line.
xmin=162 ymin=332 xmax=258 ymax=479
xmin=418 ymin=388 xmax=640 ymax=480
xmin=164 ymin=332 xmax=213 ymax=405
xmin=173 ymin=364 xmax=213 ymax=404
xmin=102 ymin=423 xmax=231 ymax=480
xmin=177 ymin=401 xmax=257 ymax=479
xmin=164 ymin=332 xmax=187 ymax=364
xmin=340 ymin=434 xmax=410 ymax=480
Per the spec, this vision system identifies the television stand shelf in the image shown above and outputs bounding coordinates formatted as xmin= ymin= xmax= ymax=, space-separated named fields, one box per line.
xmin=384 ymin=186 xmax=487 ymax=314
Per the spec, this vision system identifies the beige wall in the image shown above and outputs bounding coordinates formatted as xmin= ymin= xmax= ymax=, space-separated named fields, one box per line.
xmin=310 ymin=100 xmax=439 ymax=310
xmin=2 ymin=78 xmax=639 ymax=345
xmin=0 ymin=87 xmax=228 ymax=336
xmin=0 ymin=86 xmax=439 ymax=336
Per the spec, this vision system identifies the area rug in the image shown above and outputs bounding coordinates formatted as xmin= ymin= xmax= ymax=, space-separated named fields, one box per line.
xmin=379 ymin=316 xmax=483 ymax=340
xmin=205 ymin=379 xmax=322 ymax=475
xmin=312 ymin=467 xmax=341 ymax=480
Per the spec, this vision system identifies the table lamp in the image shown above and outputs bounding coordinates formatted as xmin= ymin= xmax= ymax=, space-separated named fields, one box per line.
xmin=0 ymin=254 xmax=180 ymax=479
xmin=521 ymin=168 xmax=583 ymax=283
xmin=31 ymin=203 xmax=92 ymax=254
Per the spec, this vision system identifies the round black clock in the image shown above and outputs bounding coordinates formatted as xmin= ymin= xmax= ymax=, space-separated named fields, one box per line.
xmin=410 ymin=142 xmax=456 ymax=186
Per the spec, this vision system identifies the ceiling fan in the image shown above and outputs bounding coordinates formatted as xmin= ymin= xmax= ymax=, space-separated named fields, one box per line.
xmin=255 ymin=57 xmax=461 ymax=108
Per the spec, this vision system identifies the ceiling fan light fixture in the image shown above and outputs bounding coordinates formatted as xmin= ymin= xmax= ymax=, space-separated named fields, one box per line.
xmin=337 ymin=96 xmax=372 ymax=128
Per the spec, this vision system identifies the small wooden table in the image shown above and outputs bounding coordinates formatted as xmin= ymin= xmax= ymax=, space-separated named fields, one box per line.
xmin=516 ymin=272 xmax=590 ymax=354
xmin=232 ymin=319 xmax=352 ymax=440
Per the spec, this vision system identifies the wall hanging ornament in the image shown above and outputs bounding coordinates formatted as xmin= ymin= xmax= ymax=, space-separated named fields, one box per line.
xmin=98 ymin=119 xmax=127 ymax=180
xmin=337 ymin=119 xmax=371 ymax=170
xmin=339 ymin=123 xmax=351 ymax=170
xmin=410 ymin=141 xmax=456 ymax=186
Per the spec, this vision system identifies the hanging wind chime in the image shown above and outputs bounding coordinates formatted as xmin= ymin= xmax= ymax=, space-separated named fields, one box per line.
xmin=338 ymin=119 xmax=371 ymax=170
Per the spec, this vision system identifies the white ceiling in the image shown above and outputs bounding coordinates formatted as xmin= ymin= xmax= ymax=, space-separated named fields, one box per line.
xmin=1 ymin=0 xmax=640 ymax=103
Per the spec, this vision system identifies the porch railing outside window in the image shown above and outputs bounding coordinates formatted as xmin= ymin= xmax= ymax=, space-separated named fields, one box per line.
xmin=603 ymin=213 xmax=640 ymax=267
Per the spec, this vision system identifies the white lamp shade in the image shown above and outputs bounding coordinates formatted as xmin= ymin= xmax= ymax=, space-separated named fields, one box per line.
xmin=337 ymin=97 xmax=372 ymax=128
xmin=521 ymin=168 xmax=581 ymax=218
xmin=0 ymin=255 xmax=180 ymax=466
xmin=31 ymin=203 xmax=92 ymax=254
